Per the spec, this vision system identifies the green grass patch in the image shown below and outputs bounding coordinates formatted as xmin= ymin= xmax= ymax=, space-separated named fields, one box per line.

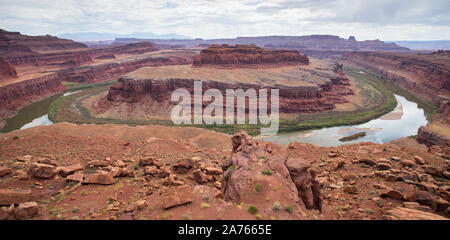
xmin=339 ymin=131 xmax=367 ymax=142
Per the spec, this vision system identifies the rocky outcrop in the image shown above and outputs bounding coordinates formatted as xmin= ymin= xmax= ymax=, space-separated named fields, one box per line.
xmin=0 ymin=59 xmax=17 ymax=79
xmin=193 ymin=44 xmax=309 ymax=67
xmin=417 ymin=126 xmax=450 ymax=148
xmin=221 ymin=132 xmax=322 ymax=211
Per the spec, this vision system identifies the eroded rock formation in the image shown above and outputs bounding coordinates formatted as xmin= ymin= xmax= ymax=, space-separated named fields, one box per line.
xmin=103 ymin=73 xmax=352 ymax=114
xmin=0 ymin=59 xmax=17 ymax=79
xmin=193 ymin=44 xmax=309 ymax=67
xmin=221 ymin=132 xmax=322 ymax=211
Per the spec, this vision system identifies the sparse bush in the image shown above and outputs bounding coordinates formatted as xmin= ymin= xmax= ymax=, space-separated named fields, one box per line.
xmin=247 ymin=205 xmax=258 ymax=214
xmin=254 ymin=183 xmax=261 ymax=192
xmin=13 ymin=136 xmax=19 ymax=140
xmin=261 ymin=169 xmax=272 ymax=176
xmin=72 ymin=207 xmax=79 ymax=213
xmin=200 ymin=203 xmax=210 ymax=209
xmin=284 ymin=205 xmax=293 ymax=213
xmin=272 ymin=201 xmax=281 ymax=211
xmin=181 ymin=213 xmax=192 ymax=220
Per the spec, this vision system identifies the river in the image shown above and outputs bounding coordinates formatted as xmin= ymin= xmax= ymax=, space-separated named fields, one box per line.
xmin=2 ymin=92 xmax=428 ymax=147
xmin=260 ymin=95 xmax=428 ymax=147
xmin=1 ymin=91 xmax=79 ymax=132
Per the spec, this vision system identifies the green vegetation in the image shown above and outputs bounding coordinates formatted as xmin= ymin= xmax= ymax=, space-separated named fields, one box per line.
xmin=48 ymin=66 xmax=438 ymax=136
xmin=284 ymin=205 xmax=293 ymax=213
xmin=261 ymin=169 xmax=273 ymax=176
xmin=254 ymin=183 xmax=261 ymax=192
xmin=62 ymin=81 xmax=115 ymax=91
xmin=339 ymin=131 xmax=367 ymax=142
xmin=272 ymin=201 xmax=281 ymax=211
xmin=13 ymin=136 xmax=19 ymax=140
xmin=247 ymin=205 xmax=258 ymax=214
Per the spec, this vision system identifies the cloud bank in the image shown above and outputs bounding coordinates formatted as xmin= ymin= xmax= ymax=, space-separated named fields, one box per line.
xmin=0 ymin=0 xmax=449 ymax=40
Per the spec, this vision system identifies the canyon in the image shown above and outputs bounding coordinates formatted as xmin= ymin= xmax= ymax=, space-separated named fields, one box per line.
xmin=0 ymin=30 xmax=195 ymax=128
xmin=96 ymin=48 xmax=352 ymax=119
xmin=342 ymin=51 xmax=450 ymax=151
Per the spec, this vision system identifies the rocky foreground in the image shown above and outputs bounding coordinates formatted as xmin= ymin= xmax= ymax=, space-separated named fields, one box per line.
xmin=0 ymin=123 xmax=448 ymax=220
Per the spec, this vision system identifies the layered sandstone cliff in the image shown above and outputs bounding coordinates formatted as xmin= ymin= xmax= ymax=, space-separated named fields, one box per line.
xmin=342 ymin=51 xmax=450 ymax=106
xmin=343 ymin=51 xmax=450 ymax=148
xmin=58 ymin=56 xmax=190 ymax=84
xmin=0 ymin=29 xmax=87 ymax=53
xmin=0 ymin=73 xmax=64 ymax=126
xmin=0 ymin=59 xmax=17 ymax=79
xmin=102 ymin=62 xmax=352 ymax=115
xmin=87 ymin=42 xmax=157 ymax=59
xmin=193 ymin=44 xmax=309 ymax=67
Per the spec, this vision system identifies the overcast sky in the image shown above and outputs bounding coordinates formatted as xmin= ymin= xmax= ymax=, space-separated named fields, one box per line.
xmin=0 ymin=0 xmax=449 ymax=41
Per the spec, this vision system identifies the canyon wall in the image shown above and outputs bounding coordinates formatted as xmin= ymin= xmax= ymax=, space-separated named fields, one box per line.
xmin=342 ymin=52 xmax=450 ymax=105
xmin=0 ymin=59 xmax=17 ymax=79
xmin=0 ymin=29 xmax=87 ymax=53
xmin=87 ymin=42 xmax=157 ymax=59
xmin=0 ymin=73 xmax=64 ymax=126
xmin=104 ymin=71 xmax=352 ymax=114
xmin=343 ymin=51 xmax=450 ymax=148
xmin=58 ymin=56 xmax=191 ymax=84
xmin=193 ymin=44 xmax=309 ymax=67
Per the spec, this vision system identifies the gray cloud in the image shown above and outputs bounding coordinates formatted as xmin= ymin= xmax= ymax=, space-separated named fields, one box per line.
xmin=0 ymin=0 xmax=449 ymax=40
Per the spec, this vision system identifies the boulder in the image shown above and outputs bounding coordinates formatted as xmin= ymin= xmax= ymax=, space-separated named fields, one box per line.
xmin=58 ymin=164 xmax=84 ymax=177
xmin=0 ymin=167 xmax=12 ymax=177
xmin=172 ymin=159 xmax=193 ymax=174
xmin=144 ymin=166 xmax=159 ymax=176
xmin=159 ymin=185 xmax=192 ymax=209
xmin=136 ymin=200 xmax=146 ymax=210
xmin=14 ymin=169 xmax=29 ymax=180
xmin=66 ymin=172 xmax=83 ymax=183
xmin=385 ymin=207 xmax=447 ymax=220
xmin=400 ymin=160 xmax=416 ymax=168
xmin=29 ymin=163 xmax=57 ymax=178
xmin=0 ymin=189 xmax=32 ymax=205
xmin=205 ymin=167 xmax=223 ymax=175
xmin=193 ymin=169 xmax=208 ymax=184
xmin=414 ymin=156 xmax=426 ymax=165
xmin=14 ymin=202 xmax=39 ymax=219
xmin=83 ymin=172 xmax=115 ymax=185
xmin=139 ymin=156 xmax=162 ymax=167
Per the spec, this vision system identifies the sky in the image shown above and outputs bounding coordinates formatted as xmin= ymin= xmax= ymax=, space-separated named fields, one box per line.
xmin=0 ymin=0 xmax=449 ymax=41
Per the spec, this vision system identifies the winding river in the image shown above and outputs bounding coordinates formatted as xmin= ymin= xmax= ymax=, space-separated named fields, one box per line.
xmin=260 ymin=95 xmax=428 ymax=147
xmin=2 ymin=91 xmax=428 ymax=147
xmin=1 ymin=91 xmax=78 ymax=132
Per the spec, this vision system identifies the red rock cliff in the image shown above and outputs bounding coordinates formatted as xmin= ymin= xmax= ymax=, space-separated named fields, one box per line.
xmin=193 ymin=44 xmax=309 ymax=67
xmin=342 ymin=51 xmax=450 ymax=106
xmin=104 ymin=72 xmax=352 ymax=114
xmin=0 ymin=59 xmax=17 ymax=79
